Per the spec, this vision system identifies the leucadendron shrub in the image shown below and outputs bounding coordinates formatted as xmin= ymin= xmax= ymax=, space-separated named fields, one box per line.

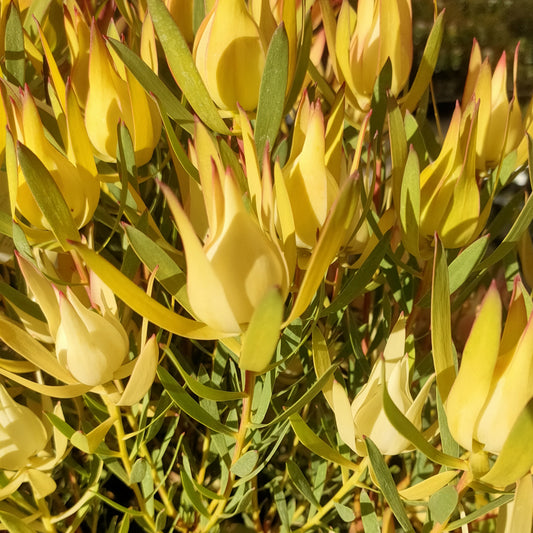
xmin=0 ymin=0 xmax=531 ymax=532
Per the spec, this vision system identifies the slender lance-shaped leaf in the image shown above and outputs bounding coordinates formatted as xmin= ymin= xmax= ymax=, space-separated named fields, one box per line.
xmin=240 ymin=287 xmax=284 ymax=373
xmin=401 ymin=10 xmax=444 ymax=112
xmin=17 ymin=144 xmax=80 ymax=248
xmin=4 ymin=3 xmax=25 ymax=86
xmin=255 ymin=23 xmax=289 ymax=163
xmin=286 ymin=459 xmax=320 ymax=508
xmin=388 ymin=97 xmax=408 ymax=214
xmin=180 ymin=467 xmax=210 ymax=517
xmin=147 ymin=0 xmax=229 ymax=134
xmin=399 ymin=147 xmax=421 ymax=257
xmin=164 ymin=346 xmax=246 ymax=401
xmin=431 ymin=236 xmax=456 ymax=402
xmin=158 ymin=367 xmax=236 ymax=437
xmin=123 ymin=224 xmax=189 ymax=310
xmin=107 ymin=38 xmax=194 ymax=133
xmin=69 ymin=242 xmax=227 ymax=340
xmin=289 ymin=413 xmax=360 ymax=471
xmin=477 ymin=189 xmax=533 ymax=270
xmin=365 ymin=437 xmax=415 ymax=533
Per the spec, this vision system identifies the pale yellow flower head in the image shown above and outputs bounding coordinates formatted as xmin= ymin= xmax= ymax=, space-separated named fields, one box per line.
xmin=336 ymin=0 xmax=412 ymax=121
xmin=193 ymin=0 xmax=267 ymax=112
xmin=419 ymin=102 xmax=482 ymax=250
xmin=446 ymin=279 xmax=533 ymax=456
xmin=332 ymin=315 xmax=434 ymax=456
xmin=0 ymin=384 xmax=48 ymax=471
xmin=163 ymin=121 xmax=289 ymax=335
xmin=461 ymin=40 xmax=524 ymax=171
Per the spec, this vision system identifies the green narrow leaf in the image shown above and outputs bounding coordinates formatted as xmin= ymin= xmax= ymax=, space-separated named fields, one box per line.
xmin=4 ymin=3 xmax=25 ymax=86
xmin=240 ymin=287 xmax=283 ymax=373
xmin=158 ymin=367 xmax=235 ymax=437
xmin=284 ymin=12 xmax=312 ymax=114
xmin=164 ymin=346 xmax=246 ymax=401
xmin=0 ymin=281 xmax=44 ymax=321
xmin=402 ymin=11 xmax=444 ymax=112
xmin=360 ymin=490 xmax=380 ymax=533
xmin=129 ymin=458 xmax=149 ymax=484
xmin=272 ymin=478 xmax=290 ymax=533
xmin=334 ymin=502 xmax=355 ymax=522
xmin=0 ymin=211 xmax=12 ymax=239
xmin=286 ymin=459 xmax=320 ymax=508
xmin=399 ymin=147 xmax=420 ymax=257
xmin=370 ymin=59 xmax=392 ymax=138
xmin=436 ymin=389 xmax=460 ymax=462
xmin=107 ymin=38 xmax=194 ymax=133
xmin=231 ymin=450 xmax=258 ymax=478
xmin=446 ymin=494 xmax=514 ymax=530
xmin=428 ymin=485 xmax=458 ymax=525
xmin=365 ymin=437 xmax=415 ymax=533
xmin=431 ymin=237 xmax=455 ymax=402
xmin=289 ymin=413 xmax=359 ymax=471
xmin=160 ymin=110 xmax=199 ymax=182
xmin=17 ymin=144 xmax=80 ymax=248
xmin=388 ymin=97 xmax=408 ymax=213
xmin=477 ymin=188 xmax=533 ymax=270
xmin=255 ymin=23 xmax=289 ymax=163
xmin=147 ymin=0 xmax=229 ymax=134
xmin=180 ymin=467 xmax=210 ymax=517
xmin=123 ymin=225 xmax=189 ymax=309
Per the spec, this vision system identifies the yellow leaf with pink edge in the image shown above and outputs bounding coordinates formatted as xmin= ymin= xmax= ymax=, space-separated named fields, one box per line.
xmin=445 ymin=283 xmax=501 ymax=451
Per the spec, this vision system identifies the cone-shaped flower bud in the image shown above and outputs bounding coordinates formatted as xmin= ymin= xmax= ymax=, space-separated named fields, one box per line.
xmin=461 ymin=40 xmax=524 ymax=171
xmin=16 ymin=254 xmax=139 ymax=391
xmin=83 ymin=20 xmax=161 ymax=165
xmin=419 ymin=102 xmax=482 ymax=250
xmin=282 ymin=97 xmax=339 ymax=251
xmin=5 ymin=86 xmax=100 ymax=232
xmin=0 ymin=384 xmax=48 ymax=470
xmin=336 ymin=0 xmax=412 ymax=120
xmin=163 ymin=168 xmax=289 ymax=335
xmin=55 ymin=288 xmax=129 ymax=387
xmin=332 ymin=316 xmax=434 ymax=456
xmin=446 ymin=279 xmax=533 ymax=455
xmin=193 ymin=0 xmax=267 ymax=112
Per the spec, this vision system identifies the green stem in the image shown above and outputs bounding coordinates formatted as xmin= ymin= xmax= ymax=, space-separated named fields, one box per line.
xmin=293 ymin=458 xmax=368 ymax=533
xmin=36 ymin=497 xmax=57 ymax=533
xmin=197 ymin=370 xmax=256 ymax=532
xmin=104 ymin=397 xmax=159 ymax=533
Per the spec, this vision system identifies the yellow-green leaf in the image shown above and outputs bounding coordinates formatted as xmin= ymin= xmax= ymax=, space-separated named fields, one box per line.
xmin=69 ymin=243 xmax=226 ymax=340
xmin=147 ymin=0 xmax=229 ymax=134
xmin=240 ymin=287 xmax=283 ymax=373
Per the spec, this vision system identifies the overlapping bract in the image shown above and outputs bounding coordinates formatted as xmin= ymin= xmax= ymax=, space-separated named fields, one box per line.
xmin=0 ymin=0 xmax=532 ymax=530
